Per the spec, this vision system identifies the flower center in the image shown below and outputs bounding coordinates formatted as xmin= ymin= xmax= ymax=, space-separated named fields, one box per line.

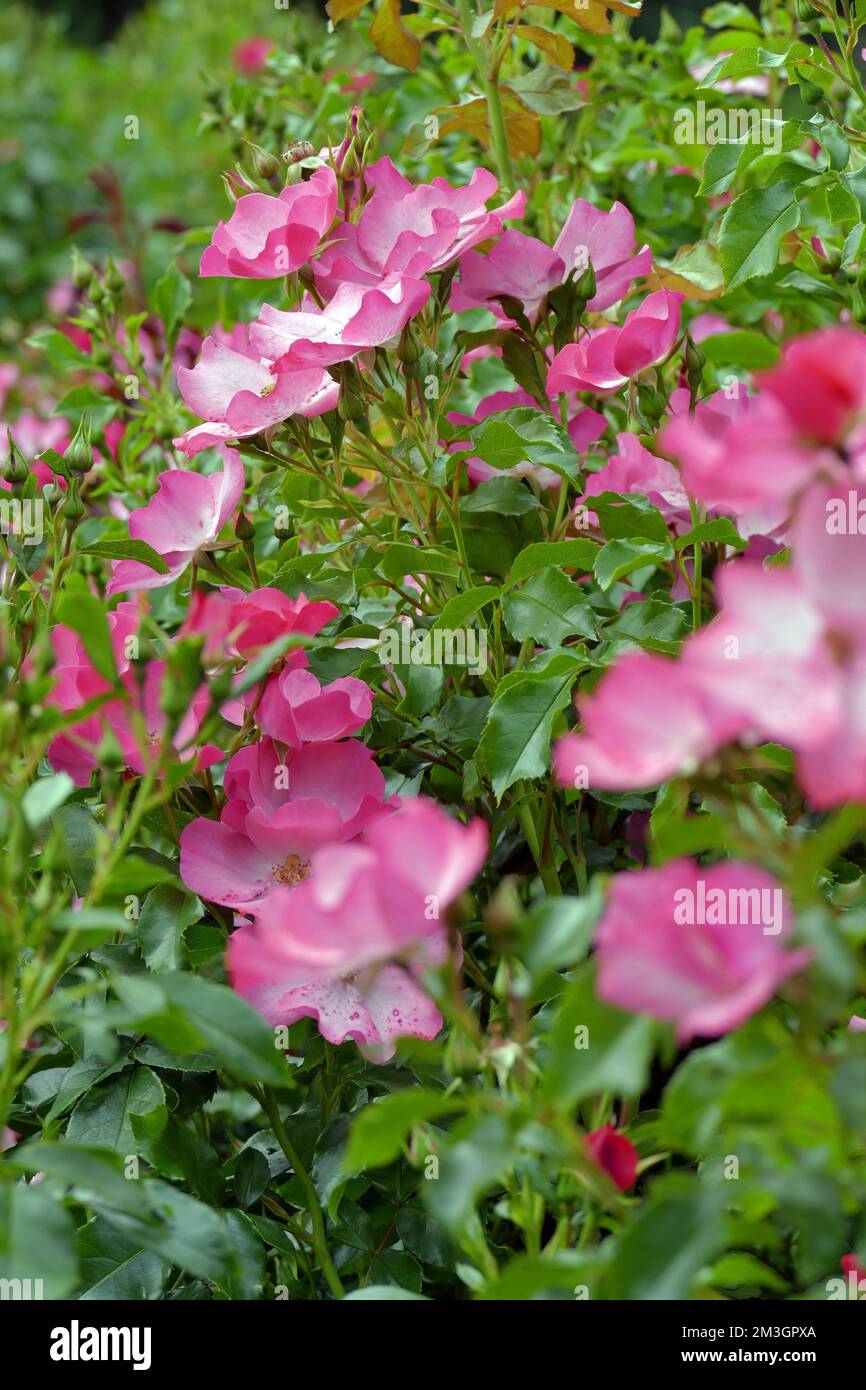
xmin=272 ymin=852 xmax=311 ymax=886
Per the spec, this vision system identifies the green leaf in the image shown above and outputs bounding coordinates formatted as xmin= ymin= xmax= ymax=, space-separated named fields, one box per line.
xmin=610 ymin=1178 xmax=726 ymax=1299
xmin=22 ymin=772 xmax=75 ymax=829
xmin=710 ymin=1252 xmax=787 ymax=1293
xmin=432 ymin=584 xmax=499 ymax=631
xmin=55 ymin=592 xmax=119 ymax=683
xmin=540 ymin=964 xmax=656 ymax=1108
xmin=604 ymin=598 xmax=690 ymax=652
xmin=381 ymin=542 xmax=462 ymax=582
xmin=469 ymin=407 xmax=584 ymax=485
xmin=594 ymin=538 xmax=672 ymax=590
xmin=699 ymin=330 xmax=779 ymax=371
xmin=697 ymin=44 xmax=808 ymax=90
xmin=234 ymin=1146 xmax=271 ymax=1209
xmin=460 ymin=476 xmax=541 ymax=516
xmin=0 ymin=1181 xmax=78 ymax=1298
xmin=78 ymin=538 xmax=169 ymax=574
xmin=508 ymin=538 xmax=598 ymax=585
xmin=75 ymin=1217 xmax=167 ymax=1300
xmin=66 ymin=1067 xmax=167 ymax=1155
xmin=518 ymin=880 xmax=605 ymax=976
xmin=674 ymin=517 xmax=747 ymax=551
xmin=344 ymin=1090 xmax=463 ymax=1171
xmin=478 ymin=652 xmax=582 ymax=800
xmin=504 ymin=65 xmax=585 ymax=116
xmin=152 ymin=262 xmax=192 ymax=341
xmin=118 ymin=971 xmax=291 ymax=1086
xmin=718 ymin=183 xmax=801 ymax=288
xmin=425 ymin=1114 xmax=515 ymax=1235
xmin=586 ymin=491 xmax=670 ymax=544
xmin=138 ymin=883 xmax=202 ymax=973
xmin=819 ymin=121 xmax=850 ymax=173
xmin=502 ymin=567 xmax=595 ymax=647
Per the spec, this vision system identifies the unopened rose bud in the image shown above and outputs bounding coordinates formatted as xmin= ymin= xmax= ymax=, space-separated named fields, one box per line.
xmin=97 ymin=725 xmax=125 ymax=770
xmin=60 ymin=483 xmax=86 ymax=525
xmin=105 ymin=257 xmax=125 ymax=295
xmin=65 ymin=417 xmax=93 ymax=475
xmin=396 ymin=322 xmax=422 ymax=368
xmin=251 ymin=145 xmax=280 ymax=180
xmin=3 ymin=431 xmax=30 ymax=489
xmin=71 ymin=246 xmax=95 ymax=292
xmin=683 ymin=334 xmax=705 ymax=399
xmin=573 ymin=261 xmax=597 ymax=304
xmin=235 ymin=510 xmax=255 ymax=542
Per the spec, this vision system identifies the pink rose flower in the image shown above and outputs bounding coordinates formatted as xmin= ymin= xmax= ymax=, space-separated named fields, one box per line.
xmin=579 ymin=432 xmax=690 ymax=531
xmin=554 ymin=650 xmax=736 ymax=792
xmin=228 ymin=798 xmax=488 ymax=1058
xmin=661 ymin=389 xmax=822 ymax=521
xmin=106 ymin=447 xmax=245 ymax=593
xmin=181 ymin=586 xmax=338 ymax=665
xmin=174 ymin=339 xmax=338 ymax=455
xmin=180 ymin=737 xmax=390 ymax=910
xmin=313 ymin=157 xmax=525 ymax=297
xmin=547 ymin=290 xmax=683 ymax=395
xmin=586 ymin=1126 xmax=638 ymax=1192
xmin=247 ymin=274 xmax=431 ymax=369
xmin=553 ymin=199 xmax=652 ymax=312
xmin=255 ymin=667 xmax=373 ymax=748
xmin=453 ymin=200 xmax=651 ymax=322
xmin=200 ymin=167 xmax=337 ymax=278
xmin=232 ymin=36 xmax=275 ymax=75
xmin=594 ymin=860 xmax=811 ymax=1042
xmin=757 ymin=326 xmax=866 ymax=446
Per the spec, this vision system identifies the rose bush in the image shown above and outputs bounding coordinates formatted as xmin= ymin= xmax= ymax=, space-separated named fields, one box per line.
xmin=2 ymin=0 xmax=866 ymax=1304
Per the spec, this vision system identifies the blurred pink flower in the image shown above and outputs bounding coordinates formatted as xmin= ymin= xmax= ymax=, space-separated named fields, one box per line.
xmin=232 ymin=35 xmax=275 ymax=75
xmin=554 ymin=650 xmax=735 ymax=791
xmin=595 ymin=860 xmax=810 ymax=1042
xmin=758 ymin=326 xmax=866 ymax=446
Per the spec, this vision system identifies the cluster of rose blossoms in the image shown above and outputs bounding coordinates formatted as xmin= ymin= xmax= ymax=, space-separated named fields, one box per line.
xmin=45 ymin=138 xmax=866 ymax=1065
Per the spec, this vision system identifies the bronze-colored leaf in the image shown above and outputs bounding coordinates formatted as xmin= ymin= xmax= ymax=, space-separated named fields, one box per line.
xmin=369 ymin=0 xmax=421 ymax=71
xmin=646 ymin=242 xmax=724 ymax=302
xmin=326 ymin=0 xmax=370 ymax=22
xmin=514 ymin=24 xmax=575 ymax=72
xmin=436 ymin=94 xmax=541 ymax=159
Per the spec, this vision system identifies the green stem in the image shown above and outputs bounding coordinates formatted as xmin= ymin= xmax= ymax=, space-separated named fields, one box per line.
xmin=261 ymin=1087 xmax=345 ymax=1299
xmin=454 ymin=0 xmax=515 ymax=191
